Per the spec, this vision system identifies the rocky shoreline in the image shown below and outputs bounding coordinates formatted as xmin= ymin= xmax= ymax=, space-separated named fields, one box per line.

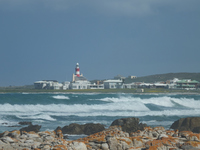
xmin=1 ymin=117 xmax=200 ymax=150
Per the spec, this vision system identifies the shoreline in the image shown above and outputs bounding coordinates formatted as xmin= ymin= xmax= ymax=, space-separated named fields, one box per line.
xmin=0 ymin=88 xmax=200 ymax=95
xmin=1 ymin=117 xmax=200 ymax=149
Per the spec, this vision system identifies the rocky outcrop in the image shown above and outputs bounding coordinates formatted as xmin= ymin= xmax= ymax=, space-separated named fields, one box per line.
xmin=170 ymin=117 xmax=200 ymax=133
xmin=110 ymin=117 xmax=147 ymax=133
xmin=20 ymin=124 xmax=41 ymax=133
xmin=62 ymin=123 xmax=105 ymax=135
xmin=18 ymin=121 xmax=32 ymax=125
xmin=2 ymin=126 xmax=200 ymax=150
xmin=0 ymin=129 xmax=87 ymax=150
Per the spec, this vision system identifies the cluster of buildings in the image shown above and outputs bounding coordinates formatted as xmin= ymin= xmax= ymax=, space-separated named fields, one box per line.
xmin=34 ymin=63 xmax=200 ymax=90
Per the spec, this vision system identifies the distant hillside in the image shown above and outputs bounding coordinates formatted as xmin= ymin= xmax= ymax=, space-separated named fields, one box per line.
xmin=124 ymin=72 xmax=200 ymax=83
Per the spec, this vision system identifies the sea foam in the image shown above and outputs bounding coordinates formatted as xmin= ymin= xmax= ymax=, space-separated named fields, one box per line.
xmin=52 ymin=95 xmax=70 ymax=100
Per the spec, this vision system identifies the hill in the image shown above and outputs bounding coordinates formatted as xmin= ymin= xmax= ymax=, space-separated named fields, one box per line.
xmin=124 ymin=72 xmax=200 ymax=83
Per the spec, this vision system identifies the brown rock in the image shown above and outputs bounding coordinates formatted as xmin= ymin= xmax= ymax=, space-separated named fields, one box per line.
xmin=170 ymin=117 xmax=200 ymax=133
xmin=61 ymin=123 xmax=105 ymax=135
xmin=110 ymin=117 xmax=147 ymax=133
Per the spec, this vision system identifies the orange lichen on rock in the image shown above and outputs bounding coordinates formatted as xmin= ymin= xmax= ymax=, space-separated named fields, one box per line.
xmin=90 ymin=135 xmax=106 ymax=142
xmin=179 ymin=131 xmax=193 ymax=137
xmin=166 ymin=130 xmax=175 ymax=136
xmin=28 ymin=131 xmax=36 ymax=134
xmin=44 ymin=131 xmax=51 ymax=135
xmin=185 ymin=141 xmax=200 ymax=148
xmin=144 ymin=127 xmax=153 ymax=131
xmin=148 ymin=145 xmax=159 ymax=150
xmin=11 ymin=130 xmax=20 ymax=135
xmin=117 ymin=138 xmax=132 ymax=145
xmin=153 ymin=126 xmax=165 ymax=131
xmin=188 ymin=133 xmax=200 ymax=141
xmin=52 ymin=145 xmax=68 ymax=150
xmin=56 ymin=129 xmax=63 ymax=139
xmin=146 ymin=139 xmax=163 ymax=148
xmin=130 ymin=136 xmax=143 ymax=142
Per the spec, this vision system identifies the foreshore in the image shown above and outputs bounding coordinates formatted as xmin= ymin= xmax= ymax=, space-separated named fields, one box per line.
xmin=1 ymin=117 xmax=200 ymax=150
xmin=0 ymin=88 xmax=200 ymax=94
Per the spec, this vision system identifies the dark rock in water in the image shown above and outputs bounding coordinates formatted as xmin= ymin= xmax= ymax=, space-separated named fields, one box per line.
xmin=170 ymin=117 xmax=200 ymax=133
xmin=55 ymin=126 xmax=62 ymax=132
xmin=83 ymin=123 xmax=105 ymax=135
xmin=8 ymin=125 xmax=21 ymax=127
xmin=18 ymin=121 xmax=32 ymax=125
xmin=2 ymin=123 xmax=8 ymax=125
xmin=62 ymin=123 xmax=105 ymax=135
xmin=20 ymin=124 xmax=41 ymax=133
xmin=110 ymin=117 xmax=147 ymax=133
xmin=62 ymin=123 xmax=84 ymax=134
xmin=192 ymin=127 xmax=200 ymax=133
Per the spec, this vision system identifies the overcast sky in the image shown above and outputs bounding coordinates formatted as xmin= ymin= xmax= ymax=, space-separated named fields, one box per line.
xmin=0 ymin=0 xmax=200 ymax=86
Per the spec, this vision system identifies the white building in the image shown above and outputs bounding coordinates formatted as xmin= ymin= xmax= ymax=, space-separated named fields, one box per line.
xmin=70 ymin=63 xmax=91 ymax=90
xmin=34 ymin=80 xmax=63 ymax=90
xmin=89 ymin=83 xmax=104 ymax=89
xmin=62 ymin=81 xmax=70 ymax=90
xmin=104 ymin=79 xmax=123 ymax=89
xmin=34 ymin=81 xmax=48 ymax=89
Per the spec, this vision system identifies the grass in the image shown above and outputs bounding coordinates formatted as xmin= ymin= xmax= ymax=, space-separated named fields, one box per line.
xmin=0 ymin=88 xmax=199 ymax=94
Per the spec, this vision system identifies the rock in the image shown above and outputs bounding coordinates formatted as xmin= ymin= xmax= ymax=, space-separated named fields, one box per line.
xmin=0 ymin=136 xmax=15 ymax=143
xmin=107 ymin=137 xmax=119 ymax=150
xmin=83 ymin=123 xmax=105 ymax=135
xmin=0 ymin=140 xmax=14 ymax=150
xmin=180 ymin=144 xmax=199 ymax=150
xmin=0 ymin=131 xmax=10 ymax=138
xmin=54 ymin=126 xmax=62 ymax=132
xmin=72 ymin=141 xmax=87 ymax=150
xmin=3 ymin=125 xmax=200 ymax=150
xmin=20 ymin=124 xmax=41 ymax=133
xmin=18 ymin=121 xmax=32 ymax=125
xmin=62 ymin=123 xmax=105 ymax=135
xmin=101 ymin=143 xmax=109 ymax=150
xmin=110 ymin=117 xmax=147 ymax=133
xmin=62 ymin=123 xmax=84 ymax=134
xmin=8 ymin=130 xmax=20 ymax=138
xmin=170 ymin=117 xmax=200 ymax=133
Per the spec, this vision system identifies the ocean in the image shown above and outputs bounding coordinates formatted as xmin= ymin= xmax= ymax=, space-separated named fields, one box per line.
xmin=0 ymin=92 xmax=200 ymax=139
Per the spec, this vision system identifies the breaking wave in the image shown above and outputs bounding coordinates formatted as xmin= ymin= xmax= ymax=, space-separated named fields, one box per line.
xmin=52 ymin=95 xmax=70 ymax=100
xmin=96 ymin=96 xmax=200 ymax=108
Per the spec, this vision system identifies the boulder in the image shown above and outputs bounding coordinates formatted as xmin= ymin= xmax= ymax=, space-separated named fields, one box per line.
xmin=62 ymin=123 xmax=84 ymax=134
xmin=110 ymin=117 xmax=147 ymax=133
xmin=20 ymin=124 xmax=41 ymax=133
xmin=62 ymin=123 xmax=105 ymax=135
xmin=83 ymin=123 xmax=105 ymax=135
xmin=18 ymin=121 xmax=32 ymax=125
xmin=170 ymin=117 xmax=200 ymax=133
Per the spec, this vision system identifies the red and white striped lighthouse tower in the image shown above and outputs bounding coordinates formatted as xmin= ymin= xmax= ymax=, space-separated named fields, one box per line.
xmin=75 ymin=63 xmax=80 ymax=77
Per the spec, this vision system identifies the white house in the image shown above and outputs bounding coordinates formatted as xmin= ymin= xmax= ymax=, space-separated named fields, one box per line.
xmin=70 ymin=80 xmax=90 ymax=89
xmin=70 ymin=75 xmax=91 ymax=90
xmin=89 ymin=83 xmax=104 ymax=89
xmin=62 ymin=81 xmax=70 ymax=90
xmin=34 ymin=80 xmax=63 ymax=90
xmin=103 ymin=79 xmax=123 ymax=89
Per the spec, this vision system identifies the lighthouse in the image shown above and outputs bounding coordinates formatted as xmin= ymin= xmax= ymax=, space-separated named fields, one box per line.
xmin=75 ymin=63 xmax=80 ymax=77
xmin=72 ymin=63 xmax=84 ymax=82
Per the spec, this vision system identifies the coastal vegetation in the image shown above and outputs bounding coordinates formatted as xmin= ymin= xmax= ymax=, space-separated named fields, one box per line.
xmin=125 ymin=72 xmax=200 ymax=83
xmin=0 ymin=87 xmax=199 ymax=94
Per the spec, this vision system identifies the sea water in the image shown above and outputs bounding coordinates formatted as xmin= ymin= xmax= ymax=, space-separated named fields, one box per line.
xmin=0 ymin=93 xmax=200 ymax=139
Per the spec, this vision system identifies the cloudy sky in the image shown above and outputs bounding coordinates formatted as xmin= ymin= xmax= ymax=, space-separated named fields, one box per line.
xmin=0 ymin=0 xmax=200 ymax=86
